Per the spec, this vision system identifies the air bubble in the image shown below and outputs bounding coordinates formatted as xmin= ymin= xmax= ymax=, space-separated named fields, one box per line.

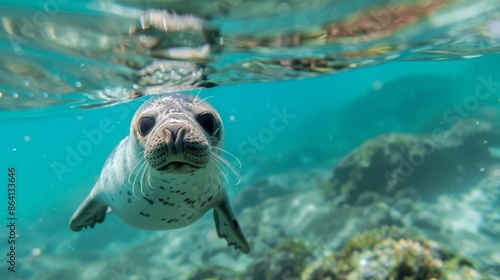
xmin=31 ymin=248 xmax=42 ymax=256
xmin=372 ymin=80 xmax=384 ymax=91
xmin=206 ymin=230 xmax=217 ymax=242
xmin=489 ymin=165 xmax=500 ymax=183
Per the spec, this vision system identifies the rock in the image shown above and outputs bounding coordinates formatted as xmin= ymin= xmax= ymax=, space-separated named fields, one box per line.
xmin=236 ymin=191 xmax=329 ymax=254
xmin=301 ymin=226 xmax=483 ymax=280
xmin=235 ymin=189 xmax=404 ymax=258
xmin=187 ymin=265 xmax=239 ymax=280
xmin=242 ymin=238 xmax=314 ymax=280
xmin=404 ymin=178 xmax=500 ymax=273
xmin=322 ymin=120 xmax=500 ymax=203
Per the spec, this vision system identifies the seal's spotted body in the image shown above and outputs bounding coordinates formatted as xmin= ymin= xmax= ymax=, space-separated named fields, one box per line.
xmin=101 ymin=158 xmax=222 ymax=230
xmin=69 ymin=94 xmax=250 ymax=253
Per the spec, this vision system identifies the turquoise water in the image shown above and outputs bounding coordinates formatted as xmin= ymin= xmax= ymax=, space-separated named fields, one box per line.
xmin=2 ymin=55 xmax=500 ymax=279
xmin=1 ymin=0 xmax=500 ymax=279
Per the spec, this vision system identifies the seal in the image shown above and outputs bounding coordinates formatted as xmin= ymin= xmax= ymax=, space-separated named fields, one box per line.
xmin=69 ymin=93 xmax=250 ymax=253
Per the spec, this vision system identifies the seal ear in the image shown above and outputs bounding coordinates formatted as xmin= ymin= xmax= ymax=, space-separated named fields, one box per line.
xmin=69 ymin=192 xmax=109 ymax=232
xmin=213 ymin=194 xmax=250 ymax=254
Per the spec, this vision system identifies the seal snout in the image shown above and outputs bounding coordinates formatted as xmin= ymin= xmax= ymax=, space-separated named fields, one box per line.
xmin=165 ymin=123 xmax=187 ymax=157
xmin=144 ymin=121 xmax=210 ymax=173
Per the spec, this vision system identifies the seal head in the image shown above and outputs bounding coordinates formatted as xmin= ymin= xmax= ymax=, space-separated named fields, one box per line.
xmin=132 ymin=94 xmax=223 ymax=174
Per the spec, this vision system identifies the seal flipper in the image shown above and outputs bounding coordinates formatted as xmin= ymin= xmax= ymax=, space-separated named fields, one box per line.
xmin=69 ymin=193 xmax=109 ymax=232
xmin=213 ymin=196 xmax=250 ymax=254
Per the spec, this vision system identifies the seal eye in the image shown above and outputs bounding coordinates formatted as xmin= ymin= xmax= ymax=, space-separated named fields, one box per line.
xmin=197 ymin=113 xmax=217 ymax=134
xmin=138 ymin=116 xmax=155 ymax=136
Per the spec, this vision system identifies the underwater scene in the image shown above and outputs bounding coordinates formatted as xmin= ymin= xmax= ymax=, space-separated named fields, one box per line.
xmin=1 ymin=0 xmax=500 ymax=279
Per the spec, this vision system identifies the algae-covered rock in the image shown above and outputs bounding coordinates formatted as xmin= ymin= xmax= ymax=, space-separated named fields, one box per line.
xmin=187 ymin=265 xmax=240 ymax=280
xmin=243 ymin=238 xmax=314 ymax=280
xmin=325 ymin=132 xmax=420 ymax=203
xmin=301 ymin=226 xmax=483 ymax=280
xmin=323 ymin=120 xmax=500 ymax=203
xmin=184 ymin=226 xmax=484 ymax=280
xmin=404 ymin=177 xmax=500 ymax=275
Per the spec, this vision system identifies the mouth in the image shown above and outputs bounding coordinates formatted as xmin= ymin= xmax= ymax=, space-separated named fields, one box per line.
xmin=158 ymin=161 xmax=199 ymax=173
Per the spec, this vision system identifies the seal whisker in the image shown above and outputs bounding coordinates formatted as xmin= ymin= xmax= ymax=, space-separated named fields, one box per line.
xmin=211 ymin=155 xmax=230 ymax=180
xmin=128 ymin=155 xmax=146 ymax=185
xmin=205 ymin=164 xmax=216 ymax=193
xmin=193 ymin=88 xmax=203 ymax=104
xmin=132 ymin=159 xmax=148 ymax=199
xmin=210 ymin=151 xmax=241 ymax=185
xmin=142 ymin=164 xmax=152 ymax=193
xmin=139 ymin=160 xmax=150 ymax=199
xmin=208 ymin=162 xmax=225 ymax=194
xmin=194 ymin=95 xmax=214 ymax=106
xmin=209 ymin=155 xmax=232 ymax=194
xmin=125 ymin=145 xmax=144 ymax=160
xmin=132 ymin=172 xmax=140 ymax=199
xmin=146 ymin=95 xmax=157 ymax=106
xmin=210 ymin=146 xmax=242 ymax=169
xmin=152 ymin=94 xmax=159 ymax=103
xmin=146 ymin=165 xmax=155 ymax=191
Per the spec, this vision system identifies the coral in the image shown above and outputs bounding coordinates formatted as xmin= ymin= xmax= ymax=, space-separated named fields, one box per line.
xmin=301 ymin=226 xmax=482 ymax=280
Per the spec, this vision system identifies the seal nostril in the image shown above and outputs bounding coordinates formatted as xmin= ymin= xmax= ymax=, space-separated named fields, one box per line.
xmin=163 ymin=124 xmax=187 ymax=157
xmin=166 ymin=124 xmax=185 ymax=140
xmin=174 ymin=126 xmax=187 ymax=153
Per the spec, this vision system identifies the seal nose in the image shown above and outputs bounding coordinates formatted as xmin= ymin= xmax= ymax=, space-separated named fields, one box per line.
xmin=166 ymin=123 xmax=187 ymax=156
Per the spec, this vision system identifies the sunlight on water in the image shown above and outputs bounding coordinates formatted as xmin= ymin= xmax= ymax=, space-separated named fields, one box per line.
xmin=0 ymin=0 xmax=499 ymax=114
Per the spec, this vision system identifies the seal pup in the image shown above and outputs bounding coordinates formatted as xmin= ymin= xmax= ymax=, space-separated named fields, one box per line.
xmin=69 ymin=93 xmax=250 ymax=253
